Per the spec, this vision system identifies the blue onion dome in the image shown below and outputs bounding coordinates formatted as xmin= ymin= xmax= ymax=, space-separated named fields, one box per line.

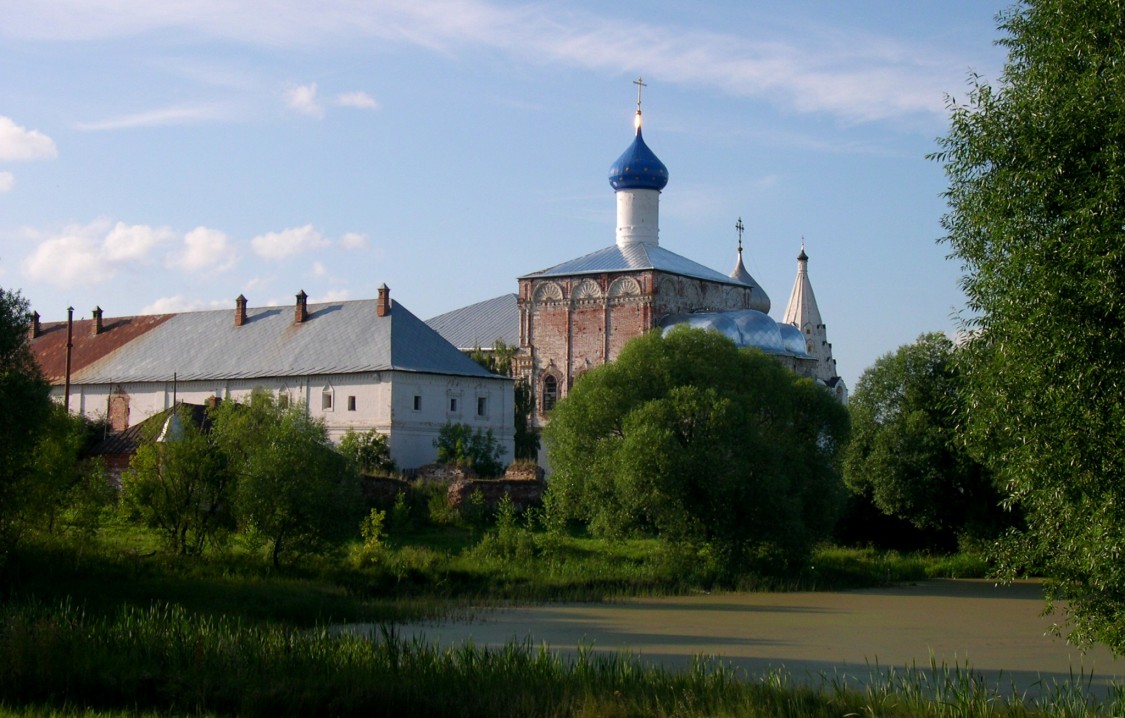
xmin=608 ymin=120 xmax=669 ymax=191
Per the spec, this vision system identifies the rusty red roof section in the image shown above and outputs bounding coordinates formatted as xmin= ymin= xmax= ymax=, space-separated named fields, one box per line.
xmin=30 ymin=313 xmax=175 ymax=384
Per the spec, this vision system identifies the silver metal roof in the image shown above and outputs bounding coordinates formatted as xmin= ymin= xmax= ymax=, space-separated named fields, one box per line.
xmin=659 ymin=309 xmax=810 ymax=358
xmin=520 ymin=243 xmax=748 ymax=287
xmin=729 ymin=251 xmax=771 ymax=313
xmin=72 ymin=298 xmax=505 ymax=384
xmin=426 ymin=294 xmax=519 ymax=350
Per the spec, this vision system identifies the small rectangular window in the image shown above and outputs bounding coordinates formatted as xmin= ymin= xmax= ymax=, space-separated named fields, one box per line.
xmin=449 ymin=397 xmax=458 ymax=413
xmin=477 ymin=397 xmax=487 ymax=416
xmin=347 ymin=396 xmax=356 ymax=411
xmin=278 ymin=393 xmax=290 ymax=410
xmin=413 ymin=395 xmax=421 ymax=411
xmin=322 ymin=391 xmax=333 ymax=411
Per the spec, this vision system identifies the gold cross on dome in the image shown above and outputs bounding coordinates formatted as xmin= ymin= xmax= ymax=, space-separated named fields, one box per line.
xmin=634 ymin=76 xmax=646 ymax=113
xmin=736 ymin=217 xmax=745 ymax=252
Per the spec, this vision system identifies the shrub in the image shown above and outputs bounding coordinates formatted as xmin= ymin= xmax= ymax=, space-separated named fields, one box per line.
xmin=339 ymin=429 xmax=396 ymax=475
xmin=349 ymin=508 xmax=388 ymax=568
xmin=434 ymin=423 xmax=506 ymax=477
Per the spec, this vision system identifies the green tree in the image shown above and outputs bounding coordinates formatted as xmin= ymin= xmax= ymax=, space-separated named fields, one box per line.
xmin=467 ymin=341 xmax=540 ymax=462
xmin=932 ymin=0 xmax=1125 ymax=648
xmin=339 ymin=428 xmax=395 ymax=475
xmin=122 ymin=406 xmax=232 ymax=556
xmin=212 ymin=390 xmax=362 ymax=567
xmin=21 ymin=405 xmax=114 ymax=541
xmin=512 ymin=380 xmax=539 ymax=461
xmin=843 ymin=333 xmax=1003 ymax=549
xmin=467 ymin=339 xmax=517 ymax=376
xmin=434 ymin=422 xmax=506 ymax=477
xmin=0 ymin=287 xmax=52 ymax=559
xmin=544 ymin=327 xmax=849 ymax=574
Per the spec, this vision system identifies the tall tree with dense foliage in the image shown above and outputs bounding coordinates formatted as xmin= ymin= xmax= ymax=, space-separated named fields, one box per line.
xmin=122 ymin=406 xmax=232 ymax=556
xmin=468 ymin=340 xmax=540 ymax=461
xmin=0 ymin=288 xmax=52 ymax=558
xmin=211 ymin=390 xmax=362 ymax=567
xmin=544 ymin=327 xmax=849 ymax=574
xmin=20 ymin=406 xmax=114 ymax=541
xmin=932 ymin=0 xmax=1125 ymax=649
xmin=843 ymin=333 xmax=1002 ymax=549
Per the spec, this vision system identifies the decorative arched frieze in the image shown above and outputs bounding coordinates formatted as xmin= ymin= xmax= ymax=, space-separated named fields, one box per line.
xmin=532 ymin=281 xmax=564 ymax=303
xmin=608 ymin=276 xmax=642 ymax=298
xmin=681 ymin=282 xmax=703 ymax=309
xmin=571 ymin=278 xmax=603 ymax=303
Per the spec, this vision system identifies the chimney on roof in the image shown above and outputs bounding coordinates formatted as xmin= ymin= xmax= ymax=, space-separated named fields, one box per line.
xmin=377 ymin=283 xmax=390 ymax=317
xmin=295 ymin=290 xmax=308 ymax=324
xmin=29 ymin=311 xmax=41 ymax=339
xmin=235 ymin=294 xmax=248 ymax=327
xmin=92 ymin=306 xmax=104 ymax=336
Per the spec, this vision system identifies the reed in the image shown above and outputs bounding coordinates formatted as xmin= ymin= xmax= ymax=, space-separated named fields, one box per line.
xmin=1 ymin=600 xmax=1120 ymax=717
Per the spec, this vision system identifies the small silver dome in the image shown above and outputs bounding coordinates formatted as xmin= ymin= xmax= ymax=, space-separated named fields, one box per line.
xmin=660 ymin=309 xmax=809 ymax=357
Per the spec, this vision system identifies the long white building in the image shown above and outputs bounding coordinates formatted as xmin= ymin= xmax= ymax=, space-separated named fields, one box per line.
xmin=29 ymin=285 xmax=515 ymax=470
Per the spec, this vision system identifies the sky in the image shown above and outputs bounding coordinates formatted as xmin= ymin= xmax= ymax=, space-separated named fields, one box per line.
xmin=0 ymin=1 xmax=1011 ymax=390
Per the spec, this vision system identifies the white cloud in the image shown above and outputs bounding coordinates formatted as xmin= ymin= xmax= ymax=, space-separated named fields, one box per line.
xmin=243 ymin=276 xmax=270 ymax=293
xmin=76 ymin=104 xmax=232 ymax=131
xmin=0 ymin=172 xmax=13 ymax=193
xmin=104 ymin=221 xmax=174 ymax=261
xmin=0 ymin=2 xmax=993 ymax=127
xmin=285 ymin=83 xmax=324 ymax=118
xmin=0 ymin=116 xmax=58 ymax=161
xmin=22 ymin=223 xmax=116 ymax=287
xmin=140 ymin=295 xmax=228 ymax=314
xmin=23 ymin=219 xmax=177 ymax=288
xmin=311 ymin=261 xmax=328 ymax=278
xmin=173 ymin=226 xmax=235 ymax=271
xmin=251 ymin=224 xmax=328 ymax=260
xmin=340 ymin=232 xmax=369 ymax=250
xmin=319 ymin=288 xmax=351 ymax=302
xmin=336 ymin=91 xmax=379 ymax=110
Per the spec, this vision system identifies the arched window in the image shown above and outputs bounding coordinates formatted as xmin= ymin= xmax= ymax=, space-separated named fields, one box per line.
xmin=542 ymin=375 xmax=558 ymax=412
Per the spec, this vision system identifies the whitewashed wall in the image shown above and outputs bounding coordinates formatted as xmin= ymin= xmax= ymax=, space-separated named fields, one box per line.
xmin=54 ymin=369 xmax=513 ymax=471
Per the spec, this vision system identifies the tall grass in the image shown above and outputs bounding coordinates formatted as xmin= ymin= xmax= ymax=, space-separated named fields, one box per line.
xmin=0 ymin=600 xmax=1119 ymax=718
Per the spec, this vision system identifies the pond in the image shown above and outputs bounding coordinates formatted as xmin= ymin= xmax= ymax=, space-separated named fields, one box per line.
xmin=361 ymin=580 xmax=1124 ymax=699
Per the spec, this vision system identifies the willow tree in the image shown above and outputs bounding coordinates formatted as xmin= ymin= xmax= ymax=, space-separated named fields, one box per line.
xmin=544 ymin=327 xmax=848 ymax=575
xmin=933 ymin=0 xmax=1125 ymax=649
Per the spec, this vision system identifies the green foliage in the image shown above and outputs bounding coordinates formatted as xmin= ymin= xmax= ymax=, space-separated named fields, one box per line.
xmin=349 ymin=508 xmax=388 ymax=568
xmin=338 ymin=428 xmax=395 ymax=475
xmin=932 ymin=0 xmax=1125 ymax=650
xmin=466 ymin=342 xmax=540 ymax=462
xmin=434 ymin=423 xmax=507 ymax=477
xmin=210 ymin=389 xmax=364 ymax=567
xmin=543 ymin=326 xmax=850 ymax=574
xmin=470 ymin=493 xmax=539 ymax=563
xmin=7 ymin=405 xmax=113 ymax=545
xmin=460 ymin=488 xmax=488 ymax=530
xmin=843 ymin=333 xmax=1005 ymax=549
xmin=421 ymin=481 xmax=459 ymax=525
xmin=388 ymin=491 xmax=413 ymax=533
xmin=0 ymin=287 xmax=52 ymax=559
xmin=121 ymin=406 xmax=233 ymax=556
xmin=513 ymin=379 xmax=540 ymax=461
xmin=466 ymin=339 xmax=517 ymax=376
